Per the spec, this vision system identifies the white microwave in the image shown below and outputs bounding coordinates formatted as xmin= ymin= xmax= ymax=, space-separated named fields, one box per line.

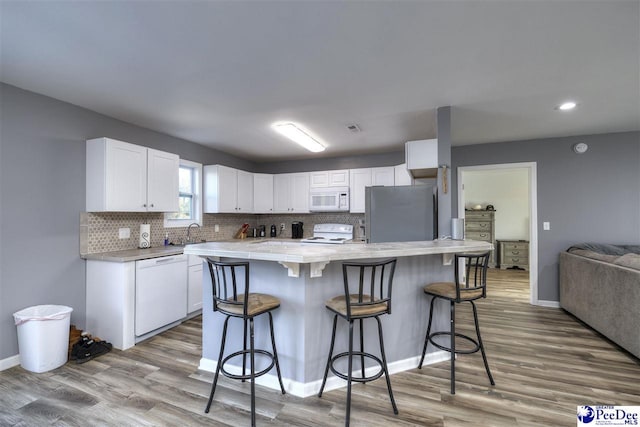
xmin=309 ymin=187 xmax=350 ymax=212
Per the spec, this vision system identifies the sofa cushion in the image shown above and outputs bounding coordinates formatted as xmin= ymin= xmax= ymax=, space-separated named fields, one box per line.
xmin=613 ymin=253 xmax=640 ymax=271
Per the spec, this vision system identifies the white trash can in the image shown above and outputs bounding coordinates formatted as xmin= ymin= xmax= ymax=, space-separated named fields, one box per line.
xmin=13 ymin=305 xmax=73 ymax=373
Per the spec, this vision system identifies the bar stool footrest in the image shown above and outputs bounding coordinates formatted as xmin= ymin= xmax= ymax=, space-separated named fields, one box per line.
xmin=329 ymin=351 xmax=385 ymax=383
xmin=220 ymin=349 xmax=276 ymax=380
xmin=429 ymin=331 xmax=480 ymax=355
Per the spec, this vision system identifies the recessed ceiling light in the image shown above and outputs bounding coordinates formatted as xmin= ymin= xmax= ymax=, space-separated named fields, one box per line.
xmin=272 ymin=122 xmax=325 ymax=153
xmin=557 ymin=101 xmax=577 ymax=111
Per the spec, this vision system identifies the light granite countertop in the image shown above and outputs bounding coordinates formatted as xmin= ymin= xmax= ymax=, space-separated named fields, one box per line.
xmin=183 ymin=238 xmax=493 ymax=263
xmin=81 ymin=245 xmax=185 ymax=262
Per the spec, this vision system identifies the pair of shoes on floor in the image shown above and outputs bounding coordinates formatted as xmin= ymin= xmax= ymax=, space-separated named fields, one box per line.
xmin=70 ymin=335 xmax=113 ymax=364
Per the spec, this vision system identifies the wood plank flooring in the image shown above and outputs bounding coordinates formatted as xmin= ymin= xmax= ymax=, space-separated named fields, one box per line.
xmin=1 ymin=269 xmax=639 ymax=426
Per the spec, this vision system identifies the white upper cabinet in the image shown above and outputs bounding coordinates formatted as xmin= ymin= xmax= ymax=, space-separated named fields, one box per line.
xmin=309 ymin=169 xmax=350 ymax=188
xmin=405 ymin=139 xmax=438 ymax=178
xmin=86 ymin=137 xmax=179 ymax=212
xmin=349 ymin=167 xmax=396 ymax=213
xmin=204 ymin=165 xmax=254 ymax=213
xmin=274 ymin=172 xmax=309 ymax=213
xmin=394 ymin=163 xmax=414 ymax=186
xmin=253 ymin=173 xmax=274 ymax=213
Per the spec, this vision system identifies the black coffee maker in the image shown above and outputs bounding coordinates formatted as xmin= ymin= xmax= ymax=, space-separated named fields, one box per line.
xmin=291 ymin=221 xmax=304 ymax=239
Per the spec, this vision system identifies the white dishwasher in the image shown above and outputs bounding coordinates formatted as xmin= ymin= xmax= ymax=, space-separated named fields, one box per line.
xmin=135 ymin=254 xmax=188 ymax=337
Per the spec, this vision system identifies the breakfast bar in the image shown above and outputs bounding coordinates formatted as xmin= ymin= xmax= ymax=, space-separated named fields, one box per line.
xmin=184 ymin=239 xmax=492 ymax=397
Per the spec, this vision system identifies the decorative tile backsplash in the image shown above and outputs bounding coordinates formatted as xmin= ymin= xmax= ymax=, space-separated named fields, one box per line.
xmin=80 ymin=211 xmax=365 ymax=255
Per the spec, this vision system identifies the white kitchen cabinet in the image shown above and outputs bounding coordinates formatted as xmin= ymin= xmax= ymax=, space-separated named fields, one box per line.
xmin=274 ymin=172 xmax=309 ymax=213
xmin=204 ymin=165 xmax=254 ymax=213
xmin=86 ymin=137 xmax=179 ymax=212
xmin=310 ymin=169 xmax=349 ymax=188
xmin=405 ymin=139 xmax=438 ymax=178
xmin=187 ymin=255 xmax=203 ymax=314
xmin=394 ymin=163 xmax=414 ymax=186
xmin=349 ymin=167 xmax=395 ymax=213
xmin=253 ymin=173 xmax=274 ymax=213
xmin=86 ymin=254 xmax=187 ymax=350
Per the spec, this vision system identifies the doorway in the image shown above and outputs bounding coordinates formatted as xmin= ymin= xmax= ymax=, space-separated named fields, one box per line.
xmin=457 ymin=162 xmax=539 ymax=305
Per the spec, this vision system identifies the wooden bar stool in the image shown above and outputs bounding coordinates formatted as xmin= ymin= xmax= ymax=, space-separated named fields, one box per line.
xmin=417 ymin=251 xmax=495 ymax=394
xmin=318 ymin=258 xmax=398 ymax=427
xmin=204 ymin=259 xmax=285 ymax=426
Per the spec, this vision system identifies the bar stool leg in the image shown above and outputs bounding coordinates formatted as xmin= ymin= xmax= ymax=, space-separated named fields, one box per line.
xmin=250 ymin=318 xmax=256 ymax=427
xmin=376 ymin=316 xmax=398 ymax=414
xmin=242 ymin=318 xmax=248 ymax=382
xmin=318 ymin=314 xmax=338 ymax=397
xmin=418 ymin=296 xmax=437 ymax=368
xmin=206 ymin=315 xmax=230 ymax=413
xmin=359 ymin=319 xmax=365 ymax=380
xmin=268 ymin=312 xmax=286 ymax=394
xmin=471 ymin=301 xmax=495 ymax=385
xmin=346 ymin=320 xmax=354 ymax=427
xmin=450 ymin=301 xmax=456 ymax=395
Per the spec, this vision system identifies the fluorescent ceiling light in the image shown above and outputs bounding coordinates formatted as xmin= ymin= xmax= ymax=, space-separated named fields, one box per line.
xmin=557 ymin=101 xmax=577 ymax=111
xmin=272 ymin=122 xmax=325 ymax=152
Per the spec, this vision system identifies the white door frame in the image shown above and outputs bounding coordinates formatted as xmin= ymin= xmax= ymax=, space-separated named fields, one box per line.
xmin=457 ymin=162 xmax=539 ymax=306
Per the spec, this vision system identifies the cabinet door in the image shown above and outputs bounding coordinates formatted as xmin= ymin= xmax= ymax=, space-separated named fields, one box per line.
xmin=105 ymin=139 xmax=147 ymax=211
xmin=187 ymin=261 xmax=203 ymax=313
xmin=394 ymin=163 xmax=413 ymax=186
xmin=290 ymin=173 xmax=310 ymax=212
xmin=310 ymin=171 xmax=329 ymax=188
xmin=372 ymin=167 xmax=395 ymax=186
xmin=253 ymin=173 xmax=274 ymax=213
xmin=273 ymin=174 xmax=291 ymax=213
xmin=217 ymin=165 xmax=239 ymax=213
xmin=236 ymin=170 xmax=254 ymax=213
xmin=349 ymin=168 xmax=372 ymax=213
xmin=329 ymin=170 xmax=350 ymax=187
xmin=147 ymin=148 xmax=179 ymax=212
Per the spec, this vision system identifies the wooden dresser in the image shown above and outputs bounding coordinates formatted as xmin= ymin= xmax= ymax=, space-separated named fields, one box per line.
xmin=464 ymin=210 xmax=496 ymax=267
xmin=498 ymin=240 xmax=529 ymax=270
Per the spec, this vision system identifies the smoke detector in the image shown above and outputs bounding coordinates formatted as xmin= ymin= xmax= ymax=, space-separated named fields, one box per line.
xmin=346 ymin=124 xmax=361 ymax=133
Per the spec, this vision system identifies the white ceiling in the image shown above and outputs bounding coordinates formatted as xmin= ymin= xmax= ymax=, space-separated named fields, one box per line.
xmin=2 ymin=1 xmax=638 ymax=162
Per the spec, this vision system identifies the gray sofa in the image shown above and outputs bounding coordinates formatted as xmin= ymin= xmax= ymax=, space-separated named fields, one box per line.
xmin=559 ymin=243 xmax=640 ymax=359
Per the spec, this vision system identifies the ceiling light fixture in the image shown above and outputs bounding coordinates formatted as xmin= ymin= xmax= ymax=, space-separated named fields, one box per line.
xmin=272 ymin=122 xmax=325 ymax=152
xmin=557 ymin=101 xmax=577 ymax=111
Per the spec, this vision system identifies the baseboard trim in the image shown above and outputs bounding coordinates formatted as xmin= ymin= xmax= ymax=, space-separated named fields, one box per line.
xmin=536 ymin=299 xmax=561 ymax=308
xmin=199 ymin=350 xmax=449 ymax=398
xmin=0 ymin=355 xmax=20 ymax=371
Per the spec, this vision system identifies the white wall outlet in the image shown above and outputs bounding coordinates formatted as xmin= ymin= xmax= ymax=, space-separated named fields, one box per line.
xmin=118 ymin=227 xmax=130 ymax=239
xmin=280 ymin=223 xmax=286 ymax=231
xmin=214 ymin=224 xmax=219 ymax=232
xmin=543 ymin=222 xmax=550 ymax=231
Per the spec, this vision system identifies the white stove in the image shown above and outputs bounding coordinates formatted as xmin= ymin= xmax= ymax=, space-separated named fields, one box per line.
xmin=301 ymin=224 xmax=353 ymax=244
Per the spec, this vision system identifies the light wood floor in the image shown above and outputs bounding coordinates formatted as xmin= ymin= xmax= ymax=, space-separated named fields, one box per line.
xmin=2 ymin=269 xmax=639 ymax=426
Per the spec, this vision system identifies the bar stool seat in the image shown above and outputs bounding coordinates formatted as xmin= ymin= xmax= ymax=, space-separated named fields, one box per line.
xmin=204 ymin=259 xmax=285 ymax=427
xmin=318 ymin=258 xmax=398 ymax=427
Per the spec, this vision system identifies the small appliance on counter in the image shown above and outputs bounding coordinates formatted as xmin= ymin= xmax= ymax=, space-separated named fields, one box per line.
xmin=301 ymin=224 xmax=353 ymax=244
xmin=270 ymin=224 xmax=277 ymax=237
xmin=291 ymin=221 xmax=304 ymax=239
xmin=259 ymin=225 xmax=266 ymax=237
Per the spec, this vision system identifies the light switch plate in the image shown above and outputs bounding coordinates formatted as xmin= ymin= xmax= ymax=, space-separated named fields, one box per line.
xmin=119 ymin=228 xmax=130 ymax=239
xmin=543 ymin=222 xmax=550 ymax=231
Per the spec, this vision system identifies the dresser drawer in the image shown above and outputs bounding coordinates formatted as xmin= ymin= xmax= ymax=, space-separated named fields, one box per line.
xmin=501 ymin=241 xmax=528 ymax=251
xmin=466 ymin=231 xmax=492 ymax=241
xmin=466 ymin=221 xmax=492 ymax=232
xmin=465 ymin=211 xmax=494 ymax=220
xmin=502 ymin=248 xmax=528 ymax=258
xmin=501 ymin=256 xmax=529 ymax=266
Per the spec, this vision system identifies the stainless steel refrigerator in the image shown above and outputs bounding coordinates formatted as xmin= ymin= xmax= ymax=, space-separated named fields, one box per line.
xmin=365 ymin=185 xmax=438 ymax=243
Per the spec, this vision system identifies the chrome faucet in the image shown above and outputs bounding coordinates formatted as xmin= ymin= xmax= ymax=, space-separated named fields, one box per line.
xmin=186 ymin=222 xmax=201 ymax=243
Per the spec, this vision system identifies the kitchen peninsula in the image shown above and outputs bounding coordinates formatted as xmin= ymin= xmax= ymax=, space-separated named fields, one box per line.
xmin=184 ymin=238 xmax=492 ymax=397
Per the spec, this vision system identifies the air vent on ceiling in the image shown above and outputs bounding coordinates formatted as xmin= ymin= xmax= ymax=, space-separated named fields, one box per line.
xmin=346 ymin=124 xmax=361 ymax=133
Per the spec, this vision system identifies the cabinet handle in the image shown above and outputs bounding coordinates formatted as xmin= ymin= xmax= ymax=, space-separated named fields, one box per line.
xmin=480 ymin=223 xmax=487 ymax=228
xmin=512 ymin=250 xmax=520 ymax=255
xmin=150 ymin=203 xmax=154 ymax=208
xmin=143 ymin=203 xmax=147 ymax=207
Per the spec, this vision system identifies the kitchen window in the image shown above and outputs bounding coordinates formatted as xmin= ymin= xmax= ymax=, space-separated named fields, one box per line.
xmin=164 ymin=160 xmax=202 ymax=228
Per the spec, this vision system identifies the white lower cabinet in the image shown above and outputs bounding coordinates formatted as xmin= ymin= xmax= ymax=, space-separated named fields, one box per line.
xmin=86 ymin=254 xmax=188 ymax=350
xmin=187 ymin=255 xmax=203 ymax=313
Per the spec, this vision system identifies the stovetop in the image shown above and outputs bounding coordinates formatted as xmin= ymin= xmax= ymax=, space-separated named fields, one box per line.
xmin=300 ymin=224 xmax=353 ymax=244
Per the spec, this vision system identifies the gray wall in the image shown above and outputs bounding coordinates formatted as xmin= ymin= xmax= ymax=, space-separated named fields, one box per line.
xmin=451 ymin=131 xmax=640 ymax=301
xmin=0 ymin=84 xmax=252 ymax=360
